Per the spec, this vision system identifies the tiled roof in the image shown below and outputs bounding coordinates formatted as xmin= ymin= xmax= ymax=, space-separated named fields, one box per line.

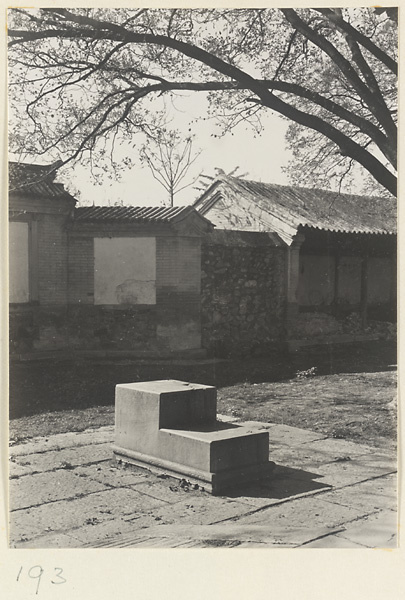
xmin=195 ymin=176 xmax=396 ymax=236
xmin=74 ymin=205 xmax=198 ymax=223
xmin=9 ymin=161 xmax=74 ymax=201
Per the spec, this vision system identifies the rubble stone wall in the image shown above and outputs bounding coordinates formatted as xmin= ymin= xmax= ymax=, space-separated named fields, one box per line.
xmin=201 ymin=230 xmax=287 ymax=356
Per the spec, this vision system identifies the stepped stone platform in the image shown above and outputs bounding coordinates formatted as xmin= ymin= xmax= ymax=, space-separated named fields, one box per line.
xmin=112 ymin=379 xmax=274 ymax=494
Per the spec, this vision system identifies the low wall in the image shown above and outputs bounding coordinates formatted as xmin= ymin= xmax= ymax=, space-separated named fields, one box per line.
xmin=201 ymin=230 xmax=287 ymax=356
xmin=9 ymin=305 xmax=157 ymax=354
xmin=10 ymin=227 xmax=205 ymax=356
xmin=10 ymin=296 xmax=203 ymax=356
xmin=10 ymin=258 xmax=203 ymax=357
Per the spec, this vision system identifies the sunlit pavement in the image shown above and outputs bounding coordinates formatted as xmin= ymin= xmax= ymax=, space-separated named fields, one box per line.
xmin=9 ymin=418 xmax=397 ymax=549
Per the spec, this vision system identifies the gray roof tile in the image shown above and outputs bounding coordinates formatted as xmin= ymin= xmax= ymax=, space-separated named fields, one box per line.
xmin=195 ymin=177 xmax=396 ymax=236
xmin=9 ymin=161 xmax=74 ymax=201
xmin=74 ymin=205 xmax=195 ymax=223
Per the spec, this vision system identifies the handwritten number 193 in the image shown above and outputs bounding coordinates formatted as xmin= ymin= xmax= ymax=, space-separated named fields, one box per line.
xmin=16 ymin=566 xmax=66 ymax=595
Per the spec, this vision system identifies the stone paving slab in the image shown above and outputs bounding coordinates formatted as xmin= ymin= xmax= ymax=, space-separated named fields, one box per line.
xmin=232 ymin=495 xmax=375 ymax=530
xmin=301 ymin=534 xmax=367 ymax=548
xmin=233 ymin=421 xmax=276 ymax=430
xmin=321 ymin=474 xmax=397 ymax=512
xmin=225 ymin=466 xmax=331 ymax=508
xmin=11 ymin=444 xmax=112 ymax=474
xmin=306 ymin=460 xmax=396 ymax=489
xmin=61 ymin=515 xmax=156 ymax=546
xmin=14 ymin=532 xmax=84 ymax=549
xmin=74 ymin=462 xmax=151 ymax=487
xmin=10 ymin=470 xmax=109 ymax=510
xmin=269 ymin=441 xmax=370 ymax=469
xmin=93 ymin=533 xmax=242 ymax=549
xmin=8 ymin=420 xmax=397 ymax=549
xmin=349 ymin=451 xmax=397 ymax=471
xmin=9 ymin=460 xmax=35 ymax=478
xmin=266 ymin=447 xmax=341 ymax=471
xmin=122 ymin=537 xmax=225 ymax=548
xmin=337 ymin=510 xmax=398 ymax=548
xmin=9 ymin=427 xmax=114 ymax=457
xmin=269 ymin=445 xmax=396 ymax=489
xmin=270 ymin=444 xmax=392 ymax=473
xmin=132 ymin=495 xmax=255 ymax=528
xmin=298 ymin=438 xmax=380 ymax=457
xmin=10 ymin=487 xmax=169 ymax=545
xmin=86 ymin=523 xmax=345 ymax=549
xmin=129 ymin=480 xmax=200 ymax=503
xmin=265 ymin=424 xmax=327 ymax=447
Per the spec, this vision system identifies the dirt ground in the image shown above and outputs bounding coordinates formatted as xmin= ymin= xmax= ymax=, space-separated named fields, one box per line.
xmin=217 ymin=370 xmax=396 ymax=448
xmin=9 ymin=341 xmax=396 ymax=448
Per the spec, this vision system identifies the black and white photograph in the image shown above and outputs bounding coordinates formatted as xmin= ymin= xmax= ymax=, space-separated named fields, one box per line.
xmin=6 ymin=5 xmax=398 ymax=555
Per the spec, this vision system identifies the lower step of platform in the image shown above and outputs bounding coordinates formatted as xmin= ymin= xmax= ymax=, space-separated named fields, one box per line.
xmin=112 ymin=444 xmax=275 ymax=495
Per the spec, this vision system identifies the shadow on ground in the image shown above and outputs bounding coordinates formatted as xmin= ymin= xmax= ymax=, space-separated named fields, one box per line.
xmin=227 ymin=464 xmax=331 ymax=501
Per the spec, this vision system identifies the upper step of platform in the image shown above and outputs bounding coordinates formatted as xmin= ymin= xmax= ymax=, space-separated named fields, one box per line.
xmin=116 ymin=379 xmax=217 ymax=431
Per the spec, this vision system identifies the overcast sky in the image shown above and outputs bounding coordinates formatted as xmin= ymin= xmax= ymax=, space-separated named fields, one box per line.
xmin=59 ymin=93 xmax=293 ymax=207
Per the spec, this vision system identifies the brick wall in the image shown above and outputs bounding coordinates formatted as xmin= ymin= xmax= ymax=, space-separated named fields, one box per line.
xmin=201 ymin=230 xmax=287 ymax=356
xmin=10 ymin=210 xmax=72 ymax=353
xmin=37 ymin=213 xmax=69 ymax=304
xmin=10 ymin=206 xmax=207 ymax=355
xmin=156 ymin=237 xmax=201 ymax=291
xmin=68 ymin=236 xmax=94 ymax=304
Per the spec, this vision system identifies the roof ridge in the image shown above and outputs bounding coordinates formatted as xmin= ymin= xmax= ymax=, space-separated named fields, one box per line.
xmin=225 ymin=175 xmax=392 ymax=203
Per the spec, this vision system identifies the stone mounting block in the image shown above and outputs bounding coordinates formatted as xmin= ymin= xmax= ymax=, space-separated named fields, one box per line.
xmin=112 ymin=379 xmax=274 ymax=495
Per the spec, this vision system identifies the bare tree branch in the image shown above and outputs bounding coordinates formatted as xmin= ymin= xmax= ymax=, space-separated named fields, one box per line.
xmin=8 ymin=7 xmax=397 ymax=195
xmin=140 ymin=132 xmax=201 ymax=205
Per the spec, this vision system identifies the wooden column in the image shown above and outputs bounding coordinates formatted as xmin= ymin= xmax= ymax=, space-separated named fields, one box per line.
xmin=286 ymin=233 xmax=305 ymax=338
xmin=360 ymin=254 xmax=368 ymax=329
xmin=333 ymin=251 xmax=340 ymax=316
xmin=390 ymin=254 xmax=397 ymax=312
xmin=28 ymin=218 xmax=39 ymax=302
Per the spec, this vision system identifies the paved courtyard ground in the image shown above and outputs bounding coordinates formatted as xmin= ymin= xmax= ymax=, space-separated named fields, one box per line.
xmin=8 ymin=340 xmax=397 ymax=549
xmin=9 ymin=417 xmax=397 ymax=549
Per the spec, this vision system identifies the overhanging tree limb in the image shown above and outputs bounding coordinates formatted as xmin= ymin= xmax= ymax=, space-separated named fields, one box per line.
xmin=315 ymin=8 xmax=397 ymax=75
xmin=114 ymin=77 xmax=394 ymax=167
xmin=280 ymin=9 xmax=396 ymax=140
xmin=8 ymin=8 xmax=397 ymax=195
